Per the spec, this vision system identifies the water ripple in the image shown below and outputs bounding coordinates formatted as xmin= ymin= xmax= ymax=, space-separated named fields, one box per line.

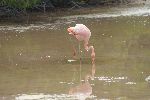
xmin=95 ymin=76 xmax=128 ymax=83
xmin=15 ymin=93 xmax=96 ymax=100
xmin=62 ymin=6 xmax=150 ymax=19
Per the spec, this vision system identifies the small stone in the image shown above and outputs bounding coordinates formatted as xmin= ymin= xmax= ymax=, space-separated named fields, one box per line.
xmin=145 ymin=76 xmax=150 ymax=82
xmin=48 ymin=56 xmax=50 ymax=58
xmin=122 ymin=40 xmax=126 ymax=43
xmin=19 ymin=53 xmax=22 ymax=56
xmin=67 ymin=59 xmax=76 ymax=62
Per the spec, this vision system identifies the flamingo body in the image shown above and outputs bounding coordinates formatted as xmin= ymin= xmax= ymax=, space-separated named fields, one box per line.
xmin=67 ymin=24 xmax=91 ymax=42
xmin=67 ymin=24 xmax=95 ymax=63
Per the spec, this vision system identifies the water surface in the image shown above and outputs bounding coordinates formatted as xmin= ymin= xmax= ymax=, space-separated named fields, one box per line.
xmin=0 ymin=5 xmax=150 ymax=100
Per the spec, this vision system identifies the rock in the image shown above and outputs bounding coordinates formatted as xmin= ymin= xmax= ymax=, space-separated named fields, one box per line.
xmin=145 ymin=76 xmax=150 ymax=83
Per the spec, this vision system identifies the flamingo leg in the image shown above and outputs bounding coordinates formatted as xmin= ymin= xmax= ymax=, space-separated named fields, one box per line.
xmin=84 ymin=41 xmax=95 ymax=64
xmin=72 ymin=45 xmax=77 ymax=59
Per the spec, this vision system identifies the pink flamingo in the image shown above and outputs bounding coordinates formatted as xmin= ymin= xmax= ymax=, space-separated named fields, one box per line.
xmin=67 ymin=24 xmax=95 ymax=63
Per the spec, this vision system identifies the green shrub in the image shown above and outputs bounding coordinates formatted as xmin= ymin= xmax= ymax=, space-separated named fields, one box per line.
xmin=0 ymin=0 xmax=128 ymax=9
xmin=0 ymin=0 xmax=41 ymax=9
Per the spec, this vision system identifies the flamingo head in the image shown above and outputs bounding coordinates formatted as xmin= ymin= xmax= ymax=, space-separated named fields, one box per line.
xmin=67 ymin=27 xmax=76 ymax=35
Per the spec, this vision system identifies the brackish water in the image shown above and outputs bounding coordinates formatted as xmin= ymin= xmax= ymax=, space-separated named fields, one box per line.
xmin=0 ymin=6 xmax=150 ymax=100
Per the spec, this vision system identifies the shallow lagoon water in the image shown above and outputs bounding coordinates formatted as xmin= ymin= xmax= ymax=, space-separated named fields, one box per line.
xmin=0 ymin=6 xmax=150 ymax=100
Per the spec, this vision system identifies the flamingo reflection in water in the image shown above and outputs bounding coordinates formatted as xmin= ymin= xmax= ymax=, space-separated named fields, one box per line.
xmin=69 ymin=60 xmax=96 ymax=100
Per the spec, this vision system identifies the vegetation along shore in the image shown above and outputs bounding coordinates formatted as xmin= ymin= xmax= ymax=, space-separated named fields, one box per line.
xmin=0 ymin=0 xmax=147 ymax=18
